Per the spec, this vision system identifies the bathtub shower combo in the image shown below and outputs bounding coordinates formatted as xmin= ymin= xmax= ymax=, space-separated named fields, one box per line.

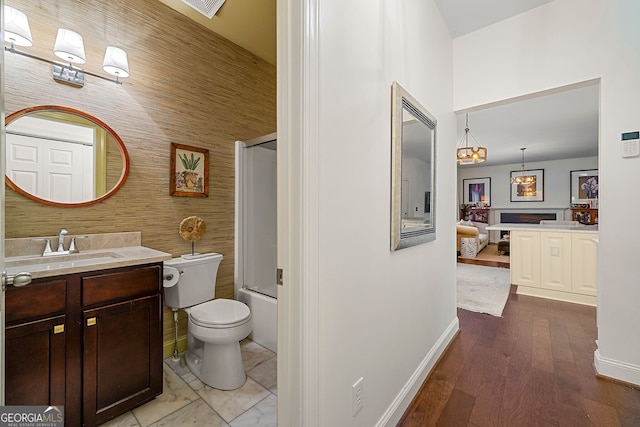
xmin=235 ymin=133 xmax=277 ymax=353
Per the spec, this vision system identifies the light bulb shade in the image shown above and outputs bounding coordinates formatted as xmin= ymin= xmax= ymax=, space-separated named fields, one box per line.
xmin=4 ymin=6 xmax=33 ymax=47
xmin=102 ymin=46 xmax=129 ymax=78
xmin=511 ymin=174 xmax=536 ymax=185
xmin=456 ymin=114 xmax=487 ymax=165
xmin=54 ymin=29 xmax=86 ymax=64
xmin=456 ymin=146 xmax=487 ymax=165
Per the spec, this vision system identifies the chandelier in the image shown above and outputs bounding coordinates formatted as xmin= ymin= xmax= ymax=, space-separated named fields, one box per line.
xmin=511 ymin=148 xmax=535 ymax=184
xmin=456 ymin=113 xmax=487 ymax=165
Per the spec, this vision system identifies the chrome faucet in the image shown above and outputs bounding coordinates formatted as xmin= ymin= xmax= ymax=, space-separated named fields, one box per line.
xmin=57 ymin=228 xmax=68 ymax=252
xmin=31 ymin=228 xmax=84 ymax=257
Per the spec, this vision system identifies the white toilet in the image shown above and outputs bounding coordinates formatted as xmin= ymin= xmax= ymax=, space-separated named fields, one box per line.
xmin=163 ymin=253 xmax=252 ymax=390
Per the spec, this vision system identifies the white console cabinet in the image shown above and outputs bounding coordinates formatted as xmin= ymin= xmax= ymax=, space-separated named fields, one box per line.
xmin=510 ymin=230 xmax=540 ymax=287
xmin=540 ymin=232 xmax=573 ymax=293
xmin=571 ymin=233 xmax=598 ymax=296
xmin=511 ymin=230 xmax=598 ymax=305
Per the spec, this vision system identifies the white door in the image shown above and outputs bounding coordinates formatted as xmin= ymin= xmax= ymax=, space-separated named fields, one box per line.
xmin=6 ymin=134 xmax=94 ymax=203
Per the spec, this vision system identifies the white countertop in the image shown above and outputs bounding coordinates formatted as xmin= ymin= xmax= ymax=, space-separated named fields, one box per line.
xmin=486 ymin=223 xmax=598 ymax=233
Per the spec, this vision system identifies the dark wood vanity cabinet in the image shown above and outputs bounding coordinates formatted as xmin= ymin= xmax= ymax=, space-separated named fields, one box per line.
xmin=5 ymin=314 xmax=67 ymax=406
xmin=5 ymin=263 xmax=163 ymax=427
xmin=5 ymin=278 xmax=67 ymax=407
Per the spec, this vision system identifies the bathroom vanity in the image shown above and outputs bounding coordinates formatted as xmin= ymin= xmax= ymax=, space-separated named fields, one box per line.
xmin=4 ymin=233 xmax=170 ymax=426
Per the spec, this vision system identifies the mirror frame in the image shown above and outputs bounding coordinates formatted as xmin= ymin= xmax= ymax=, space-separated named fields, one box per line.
xmin=391 ymin=82 xmax=437 ymax=251
xmin=5 ymin=105 xmax=130 ymax=207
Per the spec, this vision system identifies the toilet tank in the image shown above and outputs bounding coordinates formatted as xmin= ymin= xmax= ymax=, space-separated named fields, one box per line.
xmin=163 ymin=253 xmax=223 ymax=309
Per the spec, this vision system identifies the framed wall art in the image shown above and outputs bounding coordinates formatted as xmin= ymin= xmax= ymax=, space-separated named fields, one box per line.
xmin=570 ymin=169 xmax=598 ymax=204
xmin=170 ymin=142 xmax=209 ymax=197
xmin=510 ymin=169 xmax=544 ymax=202
xmin=462 ymin=177 xmax=491 ymax=206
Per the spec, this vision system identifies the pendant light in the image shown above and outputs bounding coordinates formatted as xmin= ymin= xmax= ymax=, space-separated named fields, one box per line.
xmin=456 ymin=113 xmax=487 ymax=165
xmin=510 ymin=148 xmax=535 ymax=184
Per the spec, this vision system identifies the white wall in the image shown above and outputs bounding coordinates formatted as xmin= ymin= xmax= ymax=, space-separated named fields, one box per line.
xmin=317 ymin=1 xmax=457 ymax=424
xmin=454 ymin=0 xmax=640 ymax=385
xmin=287 ymin=0 xmax=458 ymax=425
xmin=458 ymin=156 xmax=598 ymax=209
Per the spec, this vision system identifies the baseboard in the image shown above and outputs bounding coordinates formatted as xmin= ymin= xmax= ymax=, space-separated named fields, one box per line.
xmin=376 ymin=316 xmax=460 ymax=427
xmin=516 ymin=286 xmax=596 ymax=306
xmin=594 ymin=349 xmax=640 ymax=387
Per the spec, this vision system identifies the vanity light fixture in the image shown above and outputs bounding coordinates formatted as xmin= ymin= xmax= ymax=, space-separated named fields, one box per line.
xmin=3 ymin=5 xmax=130 ymax=87
xmin=456 ymin=113 xmax=487 ymax=165
xmin=4 ymin=5 xmax=32 ymax=47
xmin=510 ymin=147 xmax=535 ymax=184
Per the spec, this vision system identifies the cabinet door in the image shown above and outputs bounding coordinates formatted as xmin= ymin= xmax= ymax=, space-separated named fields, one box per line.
xmin=540 ymin=232 xmax=572 ymax=293
xmin=510 ymin=231 xmax=541 ymax=287
xmin=572 ymin=233 xmax=598 ymax=296
xmin=5 ymin=315 xmax=66 ymax=406
xmin=83 ymin=295 xmax=162 ymax=426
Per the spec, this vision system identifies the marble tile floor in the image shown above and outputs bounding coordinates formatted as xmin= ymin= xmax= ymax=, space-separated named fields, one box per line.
xmin=100 ymin=339 xmax=277 ymax=427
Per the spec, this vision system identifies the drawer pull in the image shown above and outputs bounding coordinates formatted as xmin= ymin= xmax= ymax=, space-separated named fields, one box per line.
xmin=86 ymin=317 xmax=97 ymax=327
xmin=53 ymin=324 xmax=65 ymax=334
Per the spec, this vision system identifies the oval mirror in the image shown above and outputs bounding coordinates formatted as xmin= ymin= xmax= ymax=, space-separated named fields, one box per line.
xmin=5 ymin=106 xmax=130 ymax=207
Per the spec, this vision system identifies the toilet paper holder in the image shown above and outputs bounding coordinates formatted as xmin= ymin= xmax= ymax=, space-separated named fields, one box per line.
xmin=164 ymin=270 xmax=183 ymax=280
xmin=162 ymin=266 xmax=182 ymax=288
xmin=164 ymin=271 xmax=180 ymax=281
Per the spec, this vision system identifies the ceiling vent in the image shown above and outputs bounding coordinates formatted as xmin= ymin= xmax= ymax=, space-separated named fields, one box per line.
xmin=180 ymin=0 xmax=226 ymax=19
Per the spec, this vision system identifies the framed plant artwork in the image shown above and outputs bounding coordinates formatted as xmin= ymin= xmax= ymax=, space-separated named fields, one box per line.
xmin=462 ymin=177 xmax=491 ymax=206
xmin=170 ymin=142 xmax=209 ymax=197
xmin=510 ymin=169 xmax=544 ymax=202
xmin=570 ymin=169 xmax=598 ymax=204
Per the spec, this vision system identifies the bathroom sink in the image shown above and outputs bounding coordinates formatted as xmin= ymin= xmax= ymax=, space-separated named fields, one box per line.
xmin=5 ymin=251 xmax=123 ymax=274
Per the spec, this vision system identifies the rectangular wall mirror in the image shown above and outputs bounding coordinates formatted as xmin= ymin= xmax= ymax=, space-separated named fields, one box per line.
xmin=391 ymin=82 xmax=437 ymax=250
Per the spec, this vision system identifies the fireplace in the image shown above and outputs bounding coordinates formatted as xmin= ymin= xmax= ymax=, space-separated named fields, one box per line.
xmin=490 ymin=208 xmax=567 ymax=242
xmin=499 ymin=212 xmax=558 ymax=239
xmin=501 ymin=212 xmax=557 ymax=224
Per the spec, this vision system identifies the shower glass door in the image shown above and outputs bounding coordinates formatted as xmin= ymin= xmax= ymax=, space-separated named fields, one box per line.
xmin=241 ymin=138 xmax=277 ymax=298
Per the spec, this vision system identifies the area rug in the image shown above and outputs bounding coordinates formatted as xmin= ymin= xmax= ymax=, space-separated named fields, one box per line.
xmin=456 ymin=263 xmax=510 ymax=317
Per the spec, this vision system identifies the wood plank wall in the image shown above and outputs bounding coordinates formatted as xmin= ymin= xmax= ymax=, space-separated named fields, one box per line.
xmin=4 ymin=0 xmax=276 ymax=355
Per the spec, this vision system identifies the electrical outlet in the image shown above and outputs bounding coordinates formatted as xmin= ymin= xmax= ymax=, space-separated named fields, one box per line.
xmin=352 ymin=377 xmax=364 ymax=416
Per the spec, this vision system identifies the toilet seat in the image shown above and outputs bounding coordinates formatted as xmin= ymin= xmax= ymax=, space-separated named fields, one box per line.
xmin=189 ymin=299 xmax=251 ymax=329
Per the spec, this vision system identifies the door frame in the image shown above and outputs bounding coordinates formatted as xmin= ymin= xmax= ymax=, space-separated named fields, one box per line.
xmin=277 ymin=0 xmax=321 ymax=424
xmin=1 ymin=0 xmax=7 ymax=405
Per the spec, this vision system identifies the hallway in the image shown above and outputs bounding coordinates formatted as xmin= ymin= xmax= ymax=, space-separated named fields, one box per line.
xmin=398 ymin=288 xmax=640 ymax=426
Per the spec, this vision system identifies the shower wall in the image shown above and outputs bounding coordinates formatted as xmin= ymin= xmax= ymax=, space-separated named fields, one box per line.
xmin=238 ymin=141 xmax=277 ymax=298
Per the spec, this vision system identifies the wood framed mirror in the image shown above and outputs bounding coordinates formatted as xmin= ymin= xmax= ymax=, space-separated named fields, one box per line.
xmin=391 ymin=82 xmax=437 ymax=251
xmin=5 ymin=105 xmax=130 ymax=207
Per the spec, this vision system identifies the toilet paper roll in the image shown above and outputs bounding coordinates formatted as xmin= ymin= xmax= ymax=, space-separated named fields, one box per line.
xmin=163 ymin=266 xmax=180 ymax=288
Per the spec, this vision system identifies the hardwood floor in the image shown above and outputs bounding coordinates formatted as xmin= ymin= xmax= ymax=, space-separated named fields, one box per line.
xmin=458 ymin=243 xmax=510 ymax=269
xmin=398 ymin=287 xmax=640 ymax=426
